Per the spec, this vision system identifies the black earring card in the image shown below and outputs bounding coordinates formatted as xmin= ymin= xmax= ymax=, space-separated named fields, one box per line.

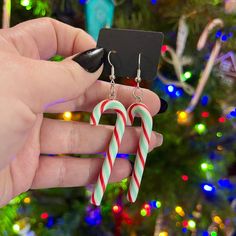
xmin=97 ymin=28 xmax=164 ymax=81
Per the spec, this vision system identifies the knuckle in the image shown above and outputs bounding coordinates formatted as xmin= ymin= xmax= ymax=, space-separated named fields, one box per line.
xmin=57 ymin=158 xmax=66 ymax=187
xmin=67 ymin=123 xmax=80 ymax=153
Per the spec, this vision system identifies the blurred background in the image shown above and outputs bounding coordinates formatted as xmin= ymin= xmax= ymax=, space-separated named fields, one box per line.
xmin=1 ymin=0 xmax=236 ymax=235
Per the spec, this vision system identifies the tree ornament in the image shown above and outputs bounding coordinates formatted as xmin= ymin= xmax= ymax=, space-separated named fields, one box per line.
xmin=157 ymin=15 xmax=194 ymax=95
xmin=186 ymin=18 xmax=224 ymax=113
xmin=85 ymin=0 xmax=115 ymax=40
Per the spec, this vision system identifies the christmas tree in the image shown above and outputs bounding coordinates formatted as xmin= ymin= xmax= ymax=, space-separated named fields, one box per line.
xmin=1 ymin=0 xmax=236 ymax=235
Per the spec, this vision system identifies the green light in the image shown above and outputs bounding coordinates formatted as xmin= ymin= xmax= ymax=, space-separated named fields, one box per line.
xmin=188 ymin=220 xmax=196 ymax=229
xmin=13 ymin=224 xmax=20 ymax=232
xmin=20 ymin=0 xmax=30 ymax=7
xmin=140 ymin=209 xmax=147 ymax=216
xmin=26 ymin=5 xmax=32 ymax=10
xmin=216 ymin=132 xmax=222 ymax=138
xmin=181 ymin=71 xmax=192 ymax=81
xmin=184 ymin=71 xmax=192 ymax=79
xmin=201 ymin=163 xmax=208 ymax=171
xmin=156 ymin=201 xmax=162 ymax=208
xmin=194 ymin=123 xmax=206 ymax=135
xmin=211 ymin=232 xmax=217 ymax=236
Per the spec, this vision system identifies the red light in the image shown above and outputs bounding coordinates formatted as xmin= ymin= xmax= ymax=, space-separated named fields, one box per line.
xmin=218 ymin=117 xmax=226 ymax=123
xmin=182 ymin=220 xmax=188 ymax=227
xmin=181 ymin=175 xmax=189 ymax=181
xmin=201 ymin=112 xmax=209 ymax=118
xmin=161 ymin=45 xmax=168 ymax=53
xmin=112 ymin=205 xmax=122 ymax=214
xmin=40 ymin=212 xmax=49 ymax=219
xmin=144 ymin=204 xmax=151 ymax=210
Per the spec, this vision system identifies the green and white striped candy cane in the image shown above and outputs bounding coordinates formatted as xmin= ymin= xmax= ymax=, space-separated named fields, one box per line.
xmin=90 ymin=99 xmax=127 ymax=206
xmin=127 ymin=102 xmax=153 ymax=203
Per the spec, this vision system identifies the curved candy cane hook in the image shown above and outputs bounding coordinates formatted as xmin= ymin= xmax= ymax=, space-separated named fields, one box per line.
xmin=90 ymin=99 xmax=127 ymax=206
xmin=186 ymin=18 xmax=224 ymax=113
xmin=126 ymin=103 xmax=153 ymax=203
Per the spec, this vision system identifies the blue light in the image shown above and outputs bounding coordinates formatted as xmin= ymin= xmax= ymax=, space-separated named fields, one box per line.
xmin=79 ymin=0 xmax=88 ymax=4
xmin=221 ymin=34 xmax=228 ymax=41
xmin=202 ymin=231 xmax=209 ymax=236
xmin=116 ymin=153 xmax=129 ymax=158
xmin=218 ymin=179 xmax=233 ymax=189
xmin=215 ymin=30 xmax=222 ymax=38
xmin=204 ymin=185 xmax=213 ymax=191
xmin=230 ymin=110 xmax=236 ymax=117
xmin=182 ymin=228 xmax=187 ymax=233
xmin=46 ymin=217 xmax=54 ymax=228
xmin=151 ymin=0 xmax=158 ymax=4
xmin=167 ymin=85 xmax=174 ymax=93
xmin=85 ymin=207 xmax=102 ymax=226
xmin=201 ymin=95 xmax=209 ymax=106
xmin=175 ymin=90 xmax=181 ymax=97
xmin=202 ymin=184 xmax=215 ymax=192
xmin=228 ymin=32 xmax=233 ymax=38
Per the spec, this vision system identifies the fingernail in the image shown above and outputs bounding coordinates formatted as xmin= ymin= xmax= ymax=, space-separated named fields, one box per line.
xmin=158 ymin=98 xmax=168 ymax=114
xmin=72 ymin=48 xmax=105 ymax=73
xmin=155 ymin=132 xmax=163 ymax=147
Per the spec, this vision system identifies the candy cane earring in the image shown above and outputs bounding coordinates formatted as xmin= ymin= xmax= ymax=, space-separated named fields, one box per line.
xmin=127 ymin=53 xmax=153 ymax=203
xmin=90 ymin=51 xmax=128 ymax=206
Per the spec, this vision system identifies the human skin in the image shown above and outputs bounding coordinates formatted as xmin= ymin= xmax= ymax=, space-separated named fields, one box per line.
xmin=0 ymin=18 xmax=163 ymax=207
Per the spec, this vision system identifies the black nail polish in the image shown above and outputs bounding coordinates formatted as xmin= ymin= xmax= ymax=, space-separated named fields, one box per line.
xmin=129 ymin=160 xmax=134 ymax=176
xmin=72 ymin=48 xmax=105 ymax=73
xmin=158 ymin=98 xmax=168 ymax=114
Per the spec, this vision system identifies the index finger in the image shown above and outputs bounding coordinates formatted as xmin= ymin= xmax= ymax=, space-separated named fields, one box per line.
xmin=1 ymin=17 xmax=95 ymax=59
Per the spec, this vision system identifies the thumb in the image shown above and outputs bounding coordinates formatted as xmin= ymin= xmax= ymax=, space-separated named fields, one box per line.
xmin=23 ymin=48 xmax=104 ymax=113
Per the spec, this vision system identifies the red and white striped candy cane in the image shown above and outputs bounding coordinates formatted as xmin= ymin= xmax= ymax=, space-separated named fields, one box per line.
xmin=90 ymin=99 xmax=127 ymax=206
xmin=126 ymin=103 xmax=153 ymax=203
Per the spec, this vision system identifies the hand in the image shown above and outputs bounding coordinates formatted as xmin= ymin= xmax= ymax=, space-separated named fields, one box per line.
xmin=0 ymin=18 xmax=163 ymax=207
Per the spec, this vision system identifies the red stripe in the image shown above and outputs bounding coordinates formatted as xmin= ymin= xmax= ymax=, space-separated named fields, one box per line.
xmin=128 ymin=109 xmax=134 ymax=124
xmin=114 ymin=109 xmax=126 ymax=126
xmin=90 ymin=113 xmax=96 ymax=125
xmin=128 ymin=103 xmax=149 ymax=124
xmin=101 ymin=99 xmax=110 ymax=113
xmin=141 ymin=121 xmax=151 ymax=143
xmin=133 ymin=171 xmax=140 ymax=188
xmin=91 ymin=193 xmax=96 ymax=205
xmin=107 ymin=150 xmax=113 ymax=171
xmin=127 ymin=190 xmax=133 ymax=202
xmin=114 ymin=127 xmax=120 ymax=146
xmin=99 ymin=173 xmax=106 ymax=192
xmin=137 ymin=146 xmax=145 ymax=168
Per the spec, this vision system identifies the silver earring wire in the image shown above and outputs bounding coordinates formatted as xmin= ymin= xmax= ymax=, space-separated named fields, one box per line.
xmin=133 ymin=53 xmax=144 ymax=102
xmin=108 ymin=50 xmax=117 ymax=99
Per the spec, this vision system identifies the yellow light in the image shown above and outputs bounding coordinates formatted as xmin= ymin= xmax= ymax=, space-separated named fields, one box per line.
xmin=159 ymin=232 xmax=168 ymax=236
xmin=213 ymin=216 xmax=222 ymax=224
xmin=13 ymin=224 xmax=20 ymax=232
xmin=219 ymin=223 xmax=224 ymax=229
xmin=23 ymin=197 xmax=31 ymax=204
xmin=175 ymin=206 xmax=185 ymax=217
xmin=217 ymin=145 xmax=223 ymax=151
xmin=175 ymin=206 xmax=183 ymax=213
xmin=177 ymin=111 xmax=189 ymax=124
xmin=63 ymin=111 xmax=72 ymax=121
xmin=176 ymin=222 xmax=181 ymax=227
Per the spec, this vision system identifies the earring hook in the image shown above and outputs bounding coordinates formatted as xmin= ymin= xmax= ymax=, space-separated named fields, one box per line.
xmin=108 ymin=50 xmax=117 ymax=99
xmin=108 ymin=50 xmax=117 ymax=80
xmin=133 ymin=53 xmax=143 ymax=102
